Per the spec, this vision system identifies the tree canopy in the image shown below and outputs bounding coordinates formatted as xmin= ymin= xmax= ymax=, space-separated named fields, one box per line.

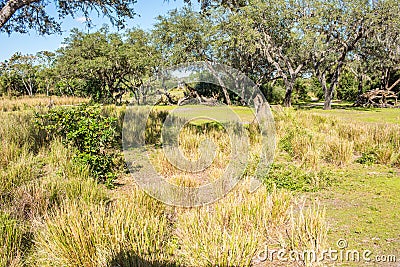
xmin=0 ymin=0 xmax=137 ymax=34
xmin=1 ymin=0 xmax=400 ymax=109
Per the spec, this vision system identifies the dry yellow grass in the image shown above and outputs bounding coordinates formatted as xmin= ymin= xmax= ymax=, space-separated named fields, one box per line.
xmin=149 ymin=125 xmax=233 ymax=186
xmin=274 ymin=108 xmax=400 ymax=168
xmin=31 ymin=192 xmax=172 ymax=267
xmin=28 ymin=181 xmax=327 ymax=267
xmin=8 ymin=106 xmax=396 ymax=266
xmin=0 ymin=95 xmax=89 ymax=112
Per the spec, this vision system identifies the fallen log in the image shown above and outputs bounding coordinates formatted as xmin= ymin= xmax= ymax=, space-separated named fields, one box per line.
xmin=354 ymin=89 xmax=399 ymax=108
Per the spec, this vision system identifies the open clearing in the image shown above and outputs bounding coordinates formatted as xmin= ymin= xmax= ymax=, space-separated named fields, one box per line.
xmin=303 ymin=106 xmax=400 ymax=266
xmin=0 ymin=100 xmax=399 ymax=266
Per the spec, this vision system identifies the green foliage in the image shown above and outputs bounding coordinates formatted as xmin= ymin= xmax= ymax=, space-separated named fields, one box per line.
xmin=265 ymin=163 xmax=335 ymax=192
xmin=336 ymin=71 xmax=359 ymax=101
xmin=356 ymin=151 xmax=378 ymax=165
xmin=293 ymin=78 xmax=314 ymax=102
xmin=262 ymin=82 xmax=286 ymax=104
xmin=0 ymin=0 xmax=137 ymax=35
xmin=0 ymin=53 xmax=39 ymax=96
xmin=153 ymin=7 xmax=211 ymax=64
xmin=34 ymin=105 xmax=121 ymax=185
xmin=55 ymin=27 xmax=160 ymax=103
xmin=3 ymin=0 xmax=400 ymax=108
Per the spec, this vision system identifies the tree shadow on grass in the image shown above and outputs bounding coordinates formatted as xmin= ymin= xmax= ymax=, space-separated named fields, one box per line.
xmin=293 ymin=102 xmax=378 ymax=111
xmin=109 ymin=250 xmax=182 ymax=267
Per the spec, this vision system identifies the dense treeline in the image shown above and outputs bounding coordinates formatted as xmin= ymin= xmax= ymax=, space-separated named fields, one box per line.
xmin=1 ymin=0 xmax=399 ymax=109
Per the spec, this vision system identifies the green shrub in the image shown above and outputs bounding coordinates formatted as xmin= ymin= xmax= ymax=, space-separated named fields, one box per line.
xmin=336 ymin=71 xmax=359 ymax=101
xmin=34 ymin=104 xmax=121 ymax=185
xmin=265 ymin=163 xmax=334 ymax=192
xmin=263 ymin=82 xmax=286 ymax=104
xmin=356 ymin=151 xmax=377 ymax=165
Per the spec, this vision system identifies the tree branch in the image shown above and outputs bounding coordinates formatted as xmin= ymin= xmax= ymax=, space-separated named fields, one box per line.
xmin=388 ymin=77 xmax=400 ymax=91
xmin=0 ymin=0 xmax=40 ymax=28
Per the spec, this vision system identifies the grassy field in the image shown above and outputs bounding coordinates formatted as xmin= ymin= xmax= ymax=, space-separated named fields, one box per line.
xmin=0 ymin=98 xmax=399 ymax=266
xmin=311 ymin=108 xmax=400 ymax=125
xmin=297 ymin=101 xmax=400 ymax=124
xmin=315 ymin=165 xmax=400 ymax=261
xmin=0 ymin=95 xmax=89 ymax=112
xmin=302 ymin=107 xmax=400 ymax=266
xmin=154 ymin=104 xmax=257 ymax=124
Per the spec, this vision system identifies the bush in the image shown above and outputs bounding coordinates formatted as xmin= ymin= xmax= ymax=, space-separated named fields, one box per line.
xmin=356 ymin=151 xmax=377 ymax=165
xmin=265 ymin=163 xmax=334 ymax=192
xmin=336 ymin=71 xmax=359 ymax=101
xmin=34 ymin=104 xmax=121 ymax=185
xmin=262 ymin=82 xmax=286 ymax=104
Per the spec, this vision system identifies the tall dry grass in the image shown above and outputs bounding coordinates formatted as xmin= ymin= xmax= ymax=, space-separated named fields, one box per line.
xmin=0 ymin=95 xmax=89 ymax=112
xmin=0 ymin=110 xmax=109 ymax=265
xmin=31 ymin=191 xmax=172 ymax=267
xmin=2 ymin=105 xmax=397 ymax=266
xmin=275 ymin=108 xmax=400 ymax=168
xmin=149 ymin=123 xmax=233 ymax=186
xmin=0 ymin=211 xmax=25 ymax=267
xmin=174 ymin=185 xmax=294 ymax=266
xmin=29 ymin=183 xmax=327 ymax=267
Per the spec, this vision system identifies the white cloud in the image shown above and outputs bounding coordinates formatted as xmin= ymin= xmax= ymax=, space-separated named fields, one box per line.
xmin=75 ymin=17 xmax=89 ymax=23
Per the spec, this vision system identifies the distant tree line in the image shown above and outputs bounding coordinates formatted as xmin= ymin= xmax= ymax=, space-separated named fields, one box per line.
xmin=1 ymin=0 xmax=399 ymax=109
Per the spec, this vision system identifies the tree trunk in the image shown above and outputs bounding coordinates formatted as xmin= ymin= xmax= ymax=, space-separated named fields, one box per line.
xmin=357 ymin=74 xmax=363 ymax=96
xmin=316 ymin=69 xmax=330 ymax=109
xmin=0 ymin=0 xmax=40 ymax=28
xmin=283 ymin=90 xmax=292 ymax=107
xmin=28 ymin=77 xmax=34 ymax=96
xmin=130 ymin=87 xmax=139 ymax=105
xmin=206 ymin=62 xmax=232 ymax=105
xmin=324 ymin=87 xmax=333 ymax=110
xmin=283 ymin=79 xmax=294 ymax=107
xmin=141 ymin=83 xmax=149 ymax=105
xmin=21 ymin=76 xmax=32 ymax=96
xmin=324 ymin=59 xmax=344 ymax=110
xmin=217 ymin=79 xmax=232 ymax=105
xmin=381 ymin=67 xmax=389 ymax=91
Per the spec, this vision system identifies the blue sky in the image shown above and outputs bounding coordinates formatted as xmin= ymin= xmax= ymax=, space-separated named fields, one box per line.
xmin=0 ymin=0 xmax=196 ymax=61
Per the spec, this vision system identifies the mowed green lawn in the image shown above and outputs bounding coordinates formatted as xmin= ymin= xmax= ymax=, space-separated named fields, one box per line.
xmin=314 ymin=108 xmax=400 ymax=125
xmin=154 ymin=104 xmax=257 ymax=124
xmin=298 ymin=102 xmax=400 ymax=124
xmin=311 ymin=165 xmax=400 ymax=265
xmin=157 ymin=103 xmax=400 ymax=125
